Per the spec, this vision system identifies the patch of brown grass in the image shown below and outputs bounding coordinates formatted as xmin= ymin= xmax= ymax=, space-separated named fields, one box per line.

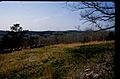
xmin=54 ymin=40 xmax=114 ymax=48
xmin=0 ymin=40 xmax=114 ymax=79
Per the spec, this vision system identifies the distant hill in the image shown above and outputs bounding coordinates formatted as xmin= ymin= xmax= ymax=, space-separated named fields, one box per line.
xmin=0 ymin=30 xmax=9 ymax=36
xmin=0 ymin=30 xmax=114 ymax=37
xmin=0 ymin=30 xmax=85 ymax=36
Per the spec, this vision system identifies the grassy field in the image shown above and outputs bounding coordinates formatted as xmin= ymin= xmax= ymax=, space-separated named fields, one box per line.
xmin=0 ymin=40 xmax=115 ymax=79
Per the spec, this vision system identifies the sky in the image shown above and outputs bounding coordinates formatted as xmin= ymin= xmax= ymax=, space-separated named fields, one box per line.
xmin=0 ymin=1 xmax=115 ymax=31
xmin=0 ymin=1 xmax=84 ymax=31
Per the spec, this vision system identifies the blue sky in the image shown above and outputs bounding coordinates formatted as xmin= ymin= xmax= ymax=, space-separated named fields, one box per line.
xmin=0 ymin=1 xmax=84 ymax=31
xmin=0 ymin=1 xmax=114 ymax=31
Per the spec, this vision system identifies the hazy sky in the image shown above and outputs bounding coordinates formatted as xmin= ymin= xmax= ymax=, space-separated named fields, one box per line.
xmin=0 ymin=1 xmax=114 ymax=31
xmin=0 ymin=1 xmax=83 ymax=31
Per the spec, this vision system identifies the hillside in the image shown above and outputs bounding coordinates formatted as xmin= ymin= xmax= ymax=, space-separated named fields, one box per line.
xmin=0 ymin=30 xmax=113 ymax=36
xmin=0 ymin=41 xmax=115 ymax=79
xmin=0 ymin=30 xmax=82 ymax=35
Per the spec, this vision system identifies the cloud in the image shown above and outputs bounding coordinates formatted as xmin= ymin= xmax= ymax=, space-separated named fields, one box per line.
xmin=33 ymin=13 xmax=63 ymax=23
xmin=40 ymin=16 xmax=50 ymax=20
xmin=33 ymin=16 xmax=50 ymax=22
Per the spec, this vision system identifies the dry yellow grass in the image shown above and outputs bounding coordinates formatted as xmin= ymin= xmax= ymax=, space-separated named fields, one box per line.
xmin=0 ymin=40 xmax=114 ymax=79
xmin=54 ymin=40 xmax=114 ymax=48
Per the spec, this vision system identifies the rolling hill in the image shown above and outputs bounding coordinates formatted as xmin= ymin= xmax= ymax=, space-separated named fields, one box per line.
xmin=0 ymin=40 xmax=115 ymax=79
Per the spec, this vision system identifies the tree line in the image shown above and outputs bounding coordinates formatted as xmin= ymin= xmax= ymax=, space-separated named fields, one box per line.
xmin=0 ymin=2 xmax=115 ymax=53
xmin=0 ymin=24 xmax=114 ymax=53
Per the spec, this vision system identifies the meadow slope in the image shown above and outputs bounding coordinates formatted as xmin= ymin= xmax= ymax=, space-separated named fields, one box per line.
xmin=0 ymin=40 xmax=115 ymax=79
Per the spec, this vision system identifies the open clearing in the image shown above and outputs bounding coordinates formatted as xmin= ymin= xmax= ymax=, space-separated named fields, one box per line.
xmin=0 ymin=40 xmax=115 ymax=79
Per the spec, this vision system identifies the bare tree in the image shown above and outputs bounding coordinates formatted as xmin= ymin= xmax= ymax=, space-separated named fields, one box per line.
xmin=75 ymin=25 xmax=81 ymax=31
xmin=65 ymin=1 xmax=115 ymax=31
xmin=85 ymin=26 xmax=94 ymax=31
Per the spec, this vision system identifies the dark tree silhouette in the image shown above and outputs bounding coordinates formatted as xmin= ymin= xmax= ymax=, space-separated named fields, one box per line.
xmin=10 ymin=24 xmax=23 ymax=32
xmin=65 ymin=1 xmax=115 ymax=31
xmin=1 ymin=24 xmax=28 ymax=52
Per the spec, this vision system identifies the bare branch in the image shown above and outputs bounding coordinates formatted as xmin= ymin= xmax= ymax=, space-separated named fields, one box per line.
xmin=94 ymin=26 xmax=115 ymax=32
xmin=66 ymin=1 xmax=115 ymax=31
